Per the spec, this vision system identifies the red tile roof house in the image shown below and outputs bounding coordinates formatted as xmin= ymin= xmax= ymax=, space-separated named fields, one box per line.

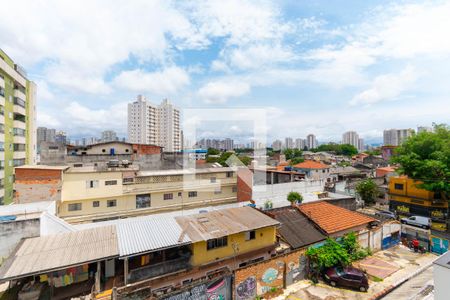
xmin=297 ymin=201 xmax=377 ymax=239
xmin=292 ymin=160 xmax=331 ymax=180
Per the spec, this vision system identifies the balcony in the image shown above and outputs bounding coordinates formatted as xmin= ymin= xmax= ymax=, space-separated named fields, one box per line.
xmin=128 ymin=253 xmax=191 ymax=284
xmin=13 ymin=151 xmax=26 ymax=160
xmin=13 ymin=104 xmax=26 ymax=115
xmin=14 ymin=89 xmax=26 ymax=101
xmin=13 ymin=120 xmax=26 ymax=130
xmin=0 ymin=76 xmax=4 ymax=88
xmin=13 ymin=135 xmax=26 ymax=144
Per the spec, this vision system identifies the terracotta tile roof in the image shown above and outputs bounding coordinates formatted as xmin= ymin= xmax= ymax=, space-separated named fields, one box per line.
xmin=376 ymin=166 xmax=397 ymax=172
xmin=297 ymin=201 xmax=376 ymax=234
xmin=292 ymin=160 xmax=329 ymax=169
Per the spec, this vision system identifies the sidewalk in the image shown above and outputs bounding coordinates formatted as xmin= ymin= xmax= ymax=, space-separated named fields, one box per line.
xmin=273 ymin=245 xmax=437 ymax=300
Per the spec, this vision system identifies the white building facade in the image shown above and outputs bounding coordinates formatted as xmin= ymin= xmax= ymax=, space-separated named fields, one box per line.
xmin=342 ymin=131 xmax=359 ymax=149
xmin=383 ymin=128 xmax=414 ymax=146
xmin=306 ymin=134 xmax=317 ymax=149
xmin=127 ymin=95 xmax=181 ymax=151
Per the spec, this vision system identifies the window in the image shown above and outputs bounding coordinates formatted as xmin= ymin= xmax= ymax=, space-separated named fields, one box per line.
xmin=107 ymin=199 xmax=117 ymax=207
xmin=13 ymin=144 xmax=26 ymax=151
xmin=226 ymin=171 xmax=233 ymax=178
xmin=68 ymin=203 xmax=82 ymax=211
xmin=188 ymin=191 xmax=197 ymax=198
xmin=86 ymin=180 xmax=99 ymax=188
xmin=0 ymin=142 xmax=4 ymax=151
xmin=232 ymin=186 xmax=237 ymax=193
xmin=93 ymin=201 xmax=100 ymax=207
xmin=123 ymin=177 xmax=134 ymax=184
xmin=0 ymin=124 xmax=4 ymax=132
xmin=394 ymin=183 xmax=404 ymax=190
xmin=136 ymin=193 xmax=151 ymax=208
xmin=105 ymin=180 xmax=117 ymax=186
xmin=13 ymin=128 xmax=26 ymax=136
xmin=0 ymin=161 xmax=4 ymax=170
xmin=245 ymin=230 xmax=256 ymax=241
xmin=13 ymin=97 xmax=25 ymax=108
xmin=102 ymin=149 xmax=106 ymax=153
xmin=163 ymin=193 xmax=173 ymax=200
xmin=13 ymin=159 xmax=25 ymax=167
xmin=210 ymin=177 xmax=216 ymax=183
xmin=206 ymin=237 xmax=228 ymax=250
xmin=214 ymin=188 xmax=221 ymax=194
xmin=178 ymin=192 xmax=182 ymax=197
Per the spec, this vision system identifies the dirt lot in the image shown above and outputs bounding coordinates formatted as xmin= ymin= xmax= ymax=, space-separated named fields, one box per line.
xmin=274 ymin=245 xmax=437 ymax=300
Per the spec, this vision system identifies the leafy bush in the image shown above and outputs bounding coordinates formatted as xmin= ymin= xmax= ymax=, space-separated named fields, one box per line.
xmin=287 ymin=191 xmax=303 ymax=204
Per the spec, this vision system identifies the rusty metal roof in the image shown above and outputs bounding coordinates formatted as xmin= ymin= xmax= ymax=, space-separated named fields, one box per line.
xmin=0 ymin=226 xmax=118 ymax=282
xmin=175 ymin=206 xmax=279 ymax=242
xmin=269 ymin=207 xmax=326 ymax=249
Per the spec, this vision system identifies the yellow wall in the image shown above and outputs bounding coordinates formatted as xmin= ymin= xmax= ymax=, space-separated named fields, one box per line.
xmin=190 ymin=226 xmax=277 ymax=266
xmin=388 ymin=177 xmax=435 ymax=200
xmin=58 ymin=170 xmax=237 ymax=218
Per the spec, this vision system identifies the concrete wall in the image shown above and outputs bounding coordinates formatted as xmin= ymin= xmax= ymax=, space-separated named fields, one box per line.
xmin=434 ymin=264 xmax=450 ymax=300
xmin=0 ymin=218 xmax=40 ymax=261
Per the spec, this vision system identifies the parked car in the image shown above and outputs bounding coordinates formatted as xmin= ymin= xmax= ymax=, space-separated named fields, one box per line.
xmin=400 ymin=215 xmax=431 ymax=229
xmin=375 ymin=210 xmax=396 ymax=219
xmin=323 ymin=266 xmax=369 ymax=292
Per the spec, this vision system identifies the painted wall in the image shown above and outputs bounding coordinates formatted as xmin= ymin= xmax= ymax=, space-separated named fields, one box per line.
xmin=14 ymin=168 xmax=63 ymax=203
xmin=58 ymin=170 xmax=237 ymax=219
xmin=234 ymin=247 xmax=307 ymax=299
xmin=389 ymin=177 xmax=436 ymax=200
xmin=191 ymin=226 xmax=277 ymax=266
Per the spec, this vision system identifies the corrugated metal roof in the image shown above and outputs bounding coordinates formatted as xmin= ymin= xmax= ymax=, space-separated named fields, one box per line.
xmin=0 ymin=226 xmax=118 ymax=282
xmin=176 ymin=206 xmax=280 ymax=242
xmin=116 ymin=216 xmax=190 ymax=258
xmin=269 ymin=207 xmax=326 ymax=249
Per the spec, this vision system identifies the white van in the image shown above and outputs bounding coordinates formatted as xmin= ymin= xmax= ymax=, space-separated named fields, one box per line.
xmin=400 ymin=215 xmax=431 ymax=229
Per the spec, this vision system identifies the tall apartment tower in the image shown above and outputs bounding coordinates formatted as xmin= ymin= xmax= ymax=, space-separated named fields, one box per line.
xmin=342 ymin=131 xmax=359 ymax=149
xmin=127 ymin=96 xmax=181 ymax=151
xmin=272 ymin=139 xmax=283 ymax=151
xmin=295 ymin=138 xmax=305 ymax=150
xmin=157 ymin=99 xmax=181 ymax=152
xmin=383 ymin=128 xmax=414 ymax=146
xmin=306 ymin=134 xmax=317 ymax=149
xmin=0 ymin=49 xmax=37 ymax=204
xmin=101 ymin=130 xmax=117 ymax=142
xmin=284 ymin=137 xmax=294 ymax=149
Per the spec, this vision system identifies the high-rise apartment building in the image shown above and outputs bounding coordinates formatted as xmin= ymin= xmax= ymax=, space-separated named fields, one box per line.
xmin=284 ymin=137 xmax=293 ymax=149
xmin=358 ymin=138 xmax=365 ymax=152
xmin=383 ymin=128 xmax=414 ymax=146
xmin=295 ymin=138 xmax=306 ymax=150
xmin=101 ymin=130 xmax=117 ymax=142
xmin=128 ymin=95 xmax=181 ymax=151
xmin=306 ymin=134 xmax=317 ymax=149
xmin=272 ymin=139 xmax=282 ymax=151
xmin=0 ymin=49 xmax=36 ymax=204
xmin=342 ymin=131 xmax=359 ymax=149
xmin=417 ymin=126 xmax=433 ymax=133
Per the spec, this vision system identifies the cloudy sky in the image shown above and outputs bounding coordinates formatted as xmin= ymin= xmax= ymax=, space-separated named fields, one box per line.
xmin=1 ymin=0 xmax=450 ymax=144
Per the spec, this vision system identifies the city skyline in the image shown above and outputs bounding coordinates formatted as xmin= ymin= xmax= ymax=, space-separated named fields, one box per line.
xmin=1 ymin=1 xmax=449 ymax=142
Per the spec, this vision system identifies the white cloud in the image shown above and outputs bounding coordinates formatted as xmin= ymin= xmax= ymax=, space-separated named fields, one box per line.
xmin=62 ymin=101 xmax=128 ymax=135
xmin=350 ymin=66 xmax=418 ymax=106
xmin=114 ymin=67 xmax=190 ymax=95
xmin=198 ymin=81 xmax=250 ymax=103
xmin=225 ymin=44 xmax=296 ymax=70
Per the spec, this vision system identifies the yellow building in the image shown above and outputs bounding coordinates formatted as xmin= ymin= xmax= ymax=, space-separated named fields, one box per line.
xmin=389 ymin=176 xmax=448 ymax=230
xmin=176 ymin=206 xmax=279 ymax=267
xmin=57 ymin=166 xmax=239 ymax=223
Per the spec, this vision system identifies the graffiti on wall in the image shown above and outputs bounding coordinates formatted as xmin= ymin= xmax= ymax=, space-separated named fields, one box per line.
xmin=162 ymin=277 xmax=232 ymax=300
xmin=235 ymin=276 xmax=256 ymax=300
xmin=285 ymin=255 xmax=307 ymax=286
xmin=258 ymin=261 xmax=284 ymax=295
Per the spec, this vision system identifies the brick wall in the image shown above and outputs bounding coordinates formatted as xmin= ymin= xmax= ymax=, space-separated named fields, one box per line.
xmin=234 ymin=248 xmax=307 ymax=299
xmin=237 ymin=167 xmax=253 ymax=202
xmin=132 ymin=144 xmax=162 ymax=155
xmin=14 ymin=168 xmax=63 ymax=203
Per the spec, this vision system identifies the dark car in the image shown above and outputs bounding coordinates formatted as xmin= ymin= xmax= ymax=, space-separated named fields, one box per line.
xmin=323 ymin=266 xmax=369 ymax=292
xmin=375 ymin=210 xmax=396 ymax=219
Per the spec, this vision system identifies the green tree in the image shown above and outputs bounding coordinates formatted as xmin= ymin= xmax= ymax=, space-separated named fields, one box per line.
xmin=339 ymin=144 xmax=358 ymax=156
xmin=239 ymin=156 xmax=252 ymax=166
xmin=355 ymin=179 xmax=379 ymax=206
xmin=283 ymin=148 xmax=303 ymax=160
xmin=290 ymin=157 xmax=305 ymax=165
xmin=217 ymin=152 xmax=233 ymax=166
xmin=287 ymin=191 xmax=303 ymax=204
xmin=207 ymin=148 xmax=220 ymax=156
xmin=391 ymin=124 xmax=450 ymax=200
